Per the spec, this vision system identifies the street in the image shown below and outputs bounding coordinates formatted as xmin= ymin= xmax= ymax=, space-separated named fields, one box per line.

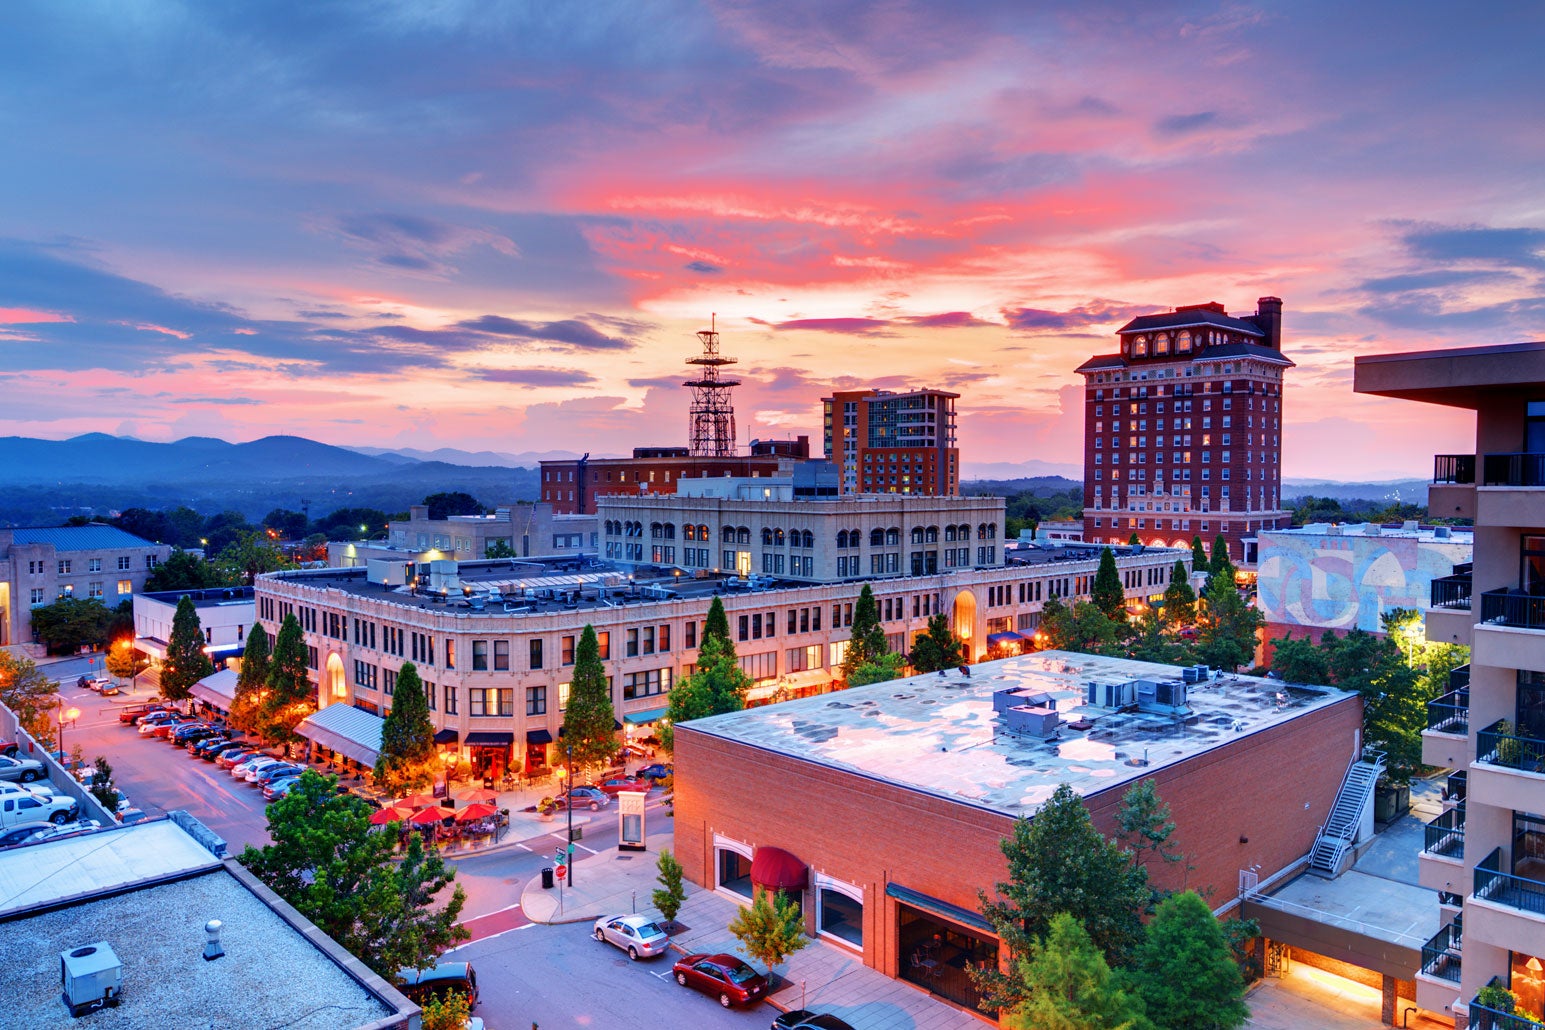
xmin=451 ymin=920 xmax=774 ymax=1030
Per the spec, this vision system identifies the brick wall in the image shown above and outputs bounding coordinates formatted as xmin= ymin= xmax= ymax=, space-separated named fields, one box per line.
xmin=673 ymin=694 xmax=1361 ymax=982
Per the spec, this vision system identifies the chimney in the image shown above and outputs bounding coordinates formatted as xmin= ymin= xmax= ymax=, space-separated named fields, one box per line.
xmin=409 ymin=505 xmax=428 ymax=522
xmin=1255 ymin=297 xmax=1283 ymax=351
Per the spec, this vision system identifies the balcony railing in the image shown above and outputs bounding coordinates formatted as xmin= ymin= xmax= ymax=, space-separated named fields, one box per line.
xmin=1482 ymin=451 xmax=1545 ymax=487
xmin=1470 ymin=976 xmax=1545 ymax=1030
xmin=1434 ymin=454 xmax=1477 ymax=485
xmin=1446 ymin=770 xmax=1467 ymax=805
xmin=1427 ymin=689 xmax=1469 ymax=735
xmin=1451 ymin=663 xmax=1471 ymax=691
xmin=1477 ymin=718 xmax=1545 ymax=774
xmin=1474 ymin=846 xmax=1545 ymax=915
xmin=1419 ymin=921 xmax=1462 ymax=983
xmin=1423 ymin=806 xmax=1465 ymax=859
xmin=1480 ymin=588 xmax=1545 ymax=631
xmin=1430 ymin=573 xmax=1473 ymax=610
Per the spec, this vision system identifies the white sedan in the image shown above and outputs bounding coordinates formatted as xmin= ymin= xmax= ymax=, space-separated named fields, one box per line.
xmin=592 ymin=914 xmax=671 ymax=960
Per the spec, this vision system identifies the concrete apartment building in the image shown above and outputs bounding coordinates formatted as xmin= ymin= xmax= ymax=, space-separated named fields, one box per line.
xmin=673 ymin=651 xmax=1360 ymax=1019
xmin=1076 ymin=298 xmax=1293 ymax=566
xmin=822 ymin=388 xmax=960 ymax=497
xmin=327 ymin=502 xmax=597 ymax=566
xmin=1355 ymin=340 xmax=1545 ymax=1028
xmin=0 ymin=525 xmax=171 ymax=648
xmin=252 ymin=495 xmax=1183 ymax=786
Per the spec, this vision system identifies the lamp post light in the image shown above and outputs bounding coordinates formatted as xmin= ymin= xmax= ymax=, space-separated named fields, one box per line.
xmin=58 ymin=699 xmax=81 ymax=767
xmin=565 ymin=736 xmax=576 ymax=887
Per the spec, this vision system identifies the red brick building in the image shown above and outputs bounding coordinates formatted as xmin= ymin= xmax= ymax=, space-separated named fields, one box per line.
xmin=539 ymin=438 xmax=810 ymax=514
xmin=822 ymin=388 xmax=960 ymax=497
xmin=674 ymin=650 xmax=1360 ymax=1022
xmin=1075 ymin=298 xmax=1293 ymax=564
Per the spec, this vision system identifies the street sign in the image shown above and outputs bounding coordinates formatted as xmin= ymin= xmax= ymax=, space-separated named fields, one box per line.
xmin=555 ymin=864 xmax=567 ymax=880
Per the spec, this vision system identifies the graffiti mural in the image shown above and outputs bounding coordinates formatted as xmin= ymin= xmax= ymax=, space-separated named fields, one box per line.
xmin=1257 ymin=526 xmax=1472 ymax=634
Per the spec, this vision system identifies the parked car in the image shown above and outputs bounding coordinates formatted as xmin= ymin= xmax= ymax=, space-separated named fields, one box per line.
xmin=0 ymin=755 xmax=46 ymax=783
xmin=119 ymin=704 xmax=166 ymax=724
xmin=87 ymin=677 xmax=117 ymax=695
xmin=136 ymin=711 xmax=180 ymax=732
xmin=170 ymin=723 xmax=216 ymax=745
xmin=191 ymin=736 xmax=232 ymax=757
xmin=245 ymin=760 xmax=296 ymax=784
xmin=216 ymin=749 xmax=258 ymax=770
xmin=230 ymin=755 xmax=272 ymax=778
xmin=262 ymin=776 xmax=303 ymax=801
xmin=396 ymin=962 xmax=479 ymax=1010
xmin=201 ymin=740 xmax=247 ymax=761
xmin=118 ymin=807 xmax=150 ymax=825
xmin=0 ymin=819 xmax=62 ymax=848
xmin=561 ymin=785 xmax=610 ymax=811
xmin=253 ymin=763 xmax=304 ymax=786
xmin=594 ymin=776 xmax=651 ymax=796
xmin=773 ymin=1011 xmax=856 ymax=1030
xmin=147 ymin=718 xmax=193 ymax=739
xmin=592 ymin=914 xmax=670 ymax=960
xmin=0 ymin=781 xmax=57 ymax=802
xmin=638 ymin=763 xmax=673 ymax=782
xmin=671 ymin=953 xmax=768 ymax=1008
xmin=0 ymin=791 xmax=77 ymax=827
xmin=0 ymin=739 xmax=17 ymax=758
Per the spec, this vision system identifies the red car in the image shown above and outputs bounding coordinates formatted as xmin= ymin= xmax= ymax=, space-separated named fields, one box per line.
xmin=671 ymin=953 xmax=768 ymax=1008
xmin=594 ymin=776 xmax=651 ymax=796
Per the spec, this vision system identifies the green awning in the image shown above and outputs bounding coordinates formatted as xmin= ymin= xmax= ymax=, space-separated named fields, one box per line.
xmin=623 ymin=707 xmax=669 ymax=725
xmin=885 ymin=882 xmax=995 ymax=934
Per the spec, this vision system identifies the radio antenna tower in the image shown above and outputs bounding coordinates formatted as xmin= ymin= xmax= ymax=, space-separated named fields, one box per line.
xmin=684 ymin=314 xmax=740 ymax=457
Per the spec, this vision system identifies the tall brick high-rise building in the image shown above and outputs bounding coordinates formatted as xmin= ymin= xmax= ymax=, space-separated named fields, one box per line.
xmin=821 ymin=388 xmax=959 ymax=497
xmin=1075 ymin=298 xmax=1292 ymax=563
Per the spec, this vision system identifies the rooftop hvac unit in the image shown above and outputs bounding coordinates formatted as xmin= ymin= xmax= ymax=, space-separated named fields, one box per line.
xmin=1086 ymin=680 xmax=1137 ymax=709
xmin=1182 ymin=666 xmax=1204 ymax=684
xmin=1136 ymin=679 xmax=1189 ymax=712
xmin=60 ymin=942 xmax=121 ymax=1017
xmin=1002 ymin=705 xmax=1060 ymax=738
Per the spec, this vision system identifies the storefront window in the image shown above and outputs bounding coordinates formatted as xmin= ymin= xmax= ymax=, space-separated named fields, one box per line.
xmin=717 ymin=849 xmax=753 ymax=900
xmin=819 ymin=886 xmax=862 ymax=948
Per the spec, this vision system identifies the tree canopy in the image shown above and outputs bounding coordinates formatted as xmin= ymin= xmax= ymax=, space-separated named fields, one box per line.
xmin=161 ymin=595 xmax=214 ymax=703
xmin=1005 ymin=913 xmax=1148 ymax=1030
xmin=728 ymin=888 xmax=809 ymax=974
xmin=1160 ymin=560 xmax=1196 ymax=628
xmin=661 ymin=597 xmax=748 ymax=751
xmin=1194 ymin=574 xmax=1261 ymax=672
xmin=375 ymin=663 xmax=440 ymax=793
xmin=29 ymin=596 xmax=117 ymax=655
xmin=1092 ymin=548 xmax=1127 ymax=621
xmin=0 ymin=651 xmax=59 ymax=744
xmin=909 ymin=613 xmax=965 ymax=672
xmin=841 ymin=583 xmax=891 ymax=680
xmin=239 ymin=771 xmax=467 ymax=979
xmin=260 ymin=613 xmax=315 ymax=749
xmin=423 ymin=492 xmax=484 ymax=519
xmin=562 ymin=625 xmax=620 ymax=774
xmin=230 ymin=621 xmax=271 ymax=733
xmin=1130 ymin=892 xmax=1248 ymax=1030
xmin=144 ymin=549 xmax=225 ymax=591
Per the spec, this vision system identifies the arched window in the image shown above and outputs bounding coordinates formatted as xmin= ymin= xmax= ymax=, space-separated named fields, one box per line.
xmin=885 ymin=527 xmax=900 ymax=546
xmin=911 ymin=527 xmax=924 ymax=544
xmin=737 ymin=527 xmax=750 ymax=545
xmin=1177 ymin=330 xmax=1192 ymax=353
xmin=683 ymin=524 xmax=696 ymax=541
xmin=773 ymin=528 xmax=785 ymax=546
xmin=837 ymin=530 xmax=850 ymax=548
xmin=722 ymin=526 xmax=736 ymax=544
xmin=650 ymin=522 xmax=662 ymax=539
xmin=802 ymin=530 xmax=813 ymax=548
xmin=925 ymin=526 xmax=939 ymax=543
xmin=958 ymin=524 xmax=971 ymax=540
xmin=664 ymin=523 xmax=675 ymax=540
xmin=762 ymin=528 xmax=774 ymax=546
xmin=698 ymin=524 xmax=709 ymax=541
xmin=870 ymin=528 xmax=885 ymax=547
xmin=945 ymin=525 xmax=957 ymax=542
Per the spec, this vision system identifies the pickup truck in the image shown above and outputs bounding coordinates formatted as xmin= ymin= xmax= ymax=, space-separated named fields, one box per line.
xmin=0 ymin=791 xmax=77 ymax=828
xmin=119 ymin=703 xmax=168 ymax=724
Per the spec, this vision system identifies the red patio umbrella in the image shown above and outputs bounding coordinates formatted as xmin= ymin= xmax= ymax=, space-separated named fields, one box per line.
xmin=407 ymin=806 xmax=452 ymax=825
xmin=455 ymin=788 xmax=500 ymax=804
xmin=396 ymin=793 xmax=440 ymax=809
xmin=454 ymin=802 xmax=499 ymax=822
xmin=369 ymin=806 xmax=412 ymax=826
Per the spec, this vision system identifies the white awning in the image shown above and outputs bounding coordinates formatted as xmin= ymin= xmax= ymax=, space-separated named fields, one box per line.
xmin=297 ymin=703 xmax=384 ymax=767
xmin=135 ymin=636 xmax=167 ymax=660
xmin=190 ymin=668 xmax=239 ymax=712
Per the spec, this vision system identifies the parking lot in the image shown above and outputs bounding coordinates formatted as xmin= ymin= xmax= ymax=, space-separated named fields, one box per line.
xmin=40 ymin=660 xmax=275 ymax=852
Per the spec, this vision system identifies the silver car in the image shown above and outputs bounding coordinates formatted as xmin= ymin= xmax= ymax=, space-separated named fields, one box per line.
xmin=0 ymin=755 xmax=45 ymax=783
xmin=592 ymin=914 xmax=671 ymax=960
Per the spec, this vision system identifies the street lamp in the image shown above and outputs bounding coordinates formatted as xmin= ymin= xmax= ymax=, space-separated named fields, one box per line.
xmin=565 ymin=737 xmax=576 ymax=886
xmin=57 ymin=699 xmax=81 ymax=767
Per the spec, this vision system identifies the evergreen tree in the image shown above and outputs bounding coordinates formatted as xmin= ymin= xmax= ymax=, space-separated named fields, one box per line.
xmin=1116 ymin=779 xmax=1185 ymax=899
xmin=87 ymin=756 xmax=118 ymax=815
xmin=1006 ymin=913 xmax=1149 ymax=1030
xmin=975 ymin=784 xmax=1151 ymax=1010
xmin=563 ymin=625 xmax=620 ymax=775
xmin=1268 ymin=635 xmax=1330 ymax=685
xmin=1131 ymin=892 xmax=1248 ymax=1030
xmin=1160 ymin=560 xmax=1196 ymax=628
xmin=239 ymin=771 xmax=468 ymax=979
xmin=1128 ymin=531 xmax=1141 ymax=546
xmin=230 ymin=621 xmax=271 ymax=733
xmin=841 ymin=584 xmax=890 ymax=679
xmin=1039 ymin=596 xmax=1124 ymax=656
xmin=1191 ymin=536 xmax=1209 ymax=580
xmin=1127 ymin=609 xmax=1187 ymax=665
xmin=703 ymin=595 xmax=733 ymax=654
xmin=261 ymin=613 xmax=315 ymax=750
xmin=161 ymin=595 xmax=214 ymax=705
xmin=659 ymin=598 xmax=751 ymax=751
xmin=375 ymin=663 xmax=439 ymax=793
xmin=909 ymin=613 xmax=965 ymax=672
xmin=653 ymin=849 xmax=687 ymax=929
xmin=1209 ymin=535 xmax=1235 ymax=584
xmin=728 ymin=889 xmax=809 ymax=974
xmin=1092 ymin=548 xmax=1127 ymax=621
xmin=1195 ymin=574 xmax=1262 ymax=672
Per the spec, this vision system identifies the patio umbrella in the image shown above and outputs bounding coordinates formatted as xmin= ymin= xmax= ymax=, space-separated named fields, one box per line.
xmin=396 ymin=793 xmax=440 ymax=809
xmin=369 ymin=806 xmax=412 ymax=826
xmin=407 ymin=806 xmax=452 ymax=825
xmin=455 ymin=788 xmax=501 ymax=804
xmin=454 ymin=802 xmax=499 ymax=822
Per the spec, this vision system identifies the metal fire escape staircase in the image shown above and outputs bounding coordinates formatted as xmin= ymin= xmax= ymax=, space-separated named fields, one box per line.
xmin=1308 ymin=749 xmax=1385 ymax=878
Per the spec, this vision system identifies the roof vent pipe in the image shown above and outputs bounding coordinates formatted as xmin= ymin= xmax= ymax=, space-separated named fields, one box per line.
xmin=203 ymin=919 xmax=224 ymax=962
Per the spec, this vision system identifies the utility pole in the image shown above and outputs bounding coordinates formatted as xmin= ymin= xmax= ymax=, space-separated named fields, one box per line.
xmin=566 ymin=737 xmax=575 ymax=886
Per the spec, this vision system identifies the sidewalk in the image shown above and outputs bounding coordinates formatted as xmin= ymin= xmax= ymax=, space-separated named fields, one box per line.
xmin=520 ymin=833 xmax=987 ymax=1030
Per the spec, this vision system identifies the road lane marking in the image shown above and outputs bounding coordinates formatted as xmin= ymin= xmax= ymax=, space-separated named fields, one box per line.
xmin=571 ymin=841 xmax=598 ymax=854
xmin=462 ymin=901 xmax=522 ymax=922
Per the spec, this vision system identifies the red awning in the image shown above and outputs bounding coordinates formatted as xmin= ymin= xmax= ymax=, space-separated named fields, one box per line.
xmin=751 ymin=846 xmax=808 ymax=891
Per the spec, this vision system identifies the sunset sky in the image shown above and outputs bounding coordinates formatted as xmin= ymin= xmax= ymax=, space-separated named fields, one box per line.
xmin=2 ymin=2 xmax=1541 ymax=480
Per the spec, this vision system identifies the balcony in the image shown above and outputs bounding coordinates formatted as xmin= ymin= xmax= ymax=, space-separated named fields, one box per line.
xmin=1470 ymin=976 xmax=1545 ymax=1030
xmin=1423 ymin=807 xmax=1466 ymax=860
xmin=1426 ymin=689 xmax=1469 ymax=736
xmin=1479 ymin=589 xmax=1545 ymax=630
xmin=1419 ymin=920 xmax=1463 ymax=984
xmin=1434 ymin=454 xmax=1477 ymax=485
xmin=1472 ymin=719 xmax=1545 ymax=816
xmin=1431 ymin=573 xmax=1473 ymax=610
xmin=1482 ymin=452 xmax=1545 ymax=487
xmin=1447 ymin=770 xmax=1467 ymax=804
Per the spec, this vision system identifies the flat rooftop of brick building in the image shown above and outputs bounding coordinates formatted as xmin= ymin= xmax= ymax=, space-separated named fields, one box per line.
xmin=683 ymin=650 xmax=1353 ymax=816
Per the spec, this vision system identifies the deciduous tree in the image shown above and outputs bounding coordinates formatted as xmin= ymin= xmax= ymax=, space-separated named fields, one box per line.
xmin=1195 ymin=574 xmax=1261 ymax=672
xmin=563 ymin=625 xmax=620 ymax=775
xmin=239 ymin=771 xmax=468 ymax=979
xmin=0 ymin=652 xmax=59 ymax=743
xmin=653 ymin=849 xmax=686 ymax=929
xmin=1268 ymin=635 xmax=1330 ymax=685
xmin=161 ymin=595 xmax=214 ymax=704
xmin=28 ymin=597 xmax=116 ymax=655
xmin=1116 ymin=778 xmax=1185 ymax=896
xmin=909 ymin=613 xmax=965 ymax=672
xmin=423 ymin=492 xmax=484 ymax=519
xmin=1130 ymin=891 xmax=1248 ymax=1030
xmin=1005 ymin=913 xmax=1149 ymax=1030
xmin=728 ymin=889 xmax=809 ymax=974
xmin=214 ymin=531 xmax=296 ymax=585
xmin=375 ymin=663 xmax=440 ymax=793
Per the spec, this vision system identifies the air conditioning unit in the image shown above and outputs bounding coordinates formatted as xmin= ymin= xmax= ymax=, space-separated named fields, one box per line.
xmin=1086 ymin=681 xmax=1137 ymax=708
xmin=60 ymin=942 xmax=121 ymax=1017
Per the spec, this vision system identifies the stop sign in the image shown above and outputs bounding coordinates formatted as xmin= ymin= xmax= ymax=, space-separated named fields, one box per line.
xmin=555 ymin=864 xmax=567 ymax=880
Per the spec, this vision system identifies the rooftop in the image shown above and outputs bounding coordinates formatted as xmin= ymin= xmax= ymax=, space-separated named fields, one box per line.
xmin=1262 ymin=522 xmax=1473 ymax=544
xmin=6 ymin=525 xmax=164 ymax=552
xmin=0 ymin=818 xmax=222 ymax=916
xmin=1353 ymin=339 xmax=1545 ymax=407
xmin=682 ymin=650 xmax=1354 ymax=816
xmin=141 ymin=586 xmax=255 ymax=608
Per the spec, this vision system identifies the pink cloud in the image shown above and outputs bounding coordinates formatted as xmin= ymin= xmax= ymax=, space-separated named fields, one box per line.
xmin=0 ymin=307 xmax=74 ymax=324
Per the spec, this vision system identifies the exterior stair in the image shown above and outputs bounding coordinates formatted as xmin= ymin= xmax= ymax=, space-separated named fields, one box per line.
xmin=1308 ymin=749 xmax=1385 ymax=878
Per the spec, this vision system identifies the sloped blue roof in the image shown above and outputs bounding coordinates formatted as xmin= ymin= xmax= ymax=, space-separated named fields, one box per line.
xmin=10 ymin=525 xmax=162 ymax=551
